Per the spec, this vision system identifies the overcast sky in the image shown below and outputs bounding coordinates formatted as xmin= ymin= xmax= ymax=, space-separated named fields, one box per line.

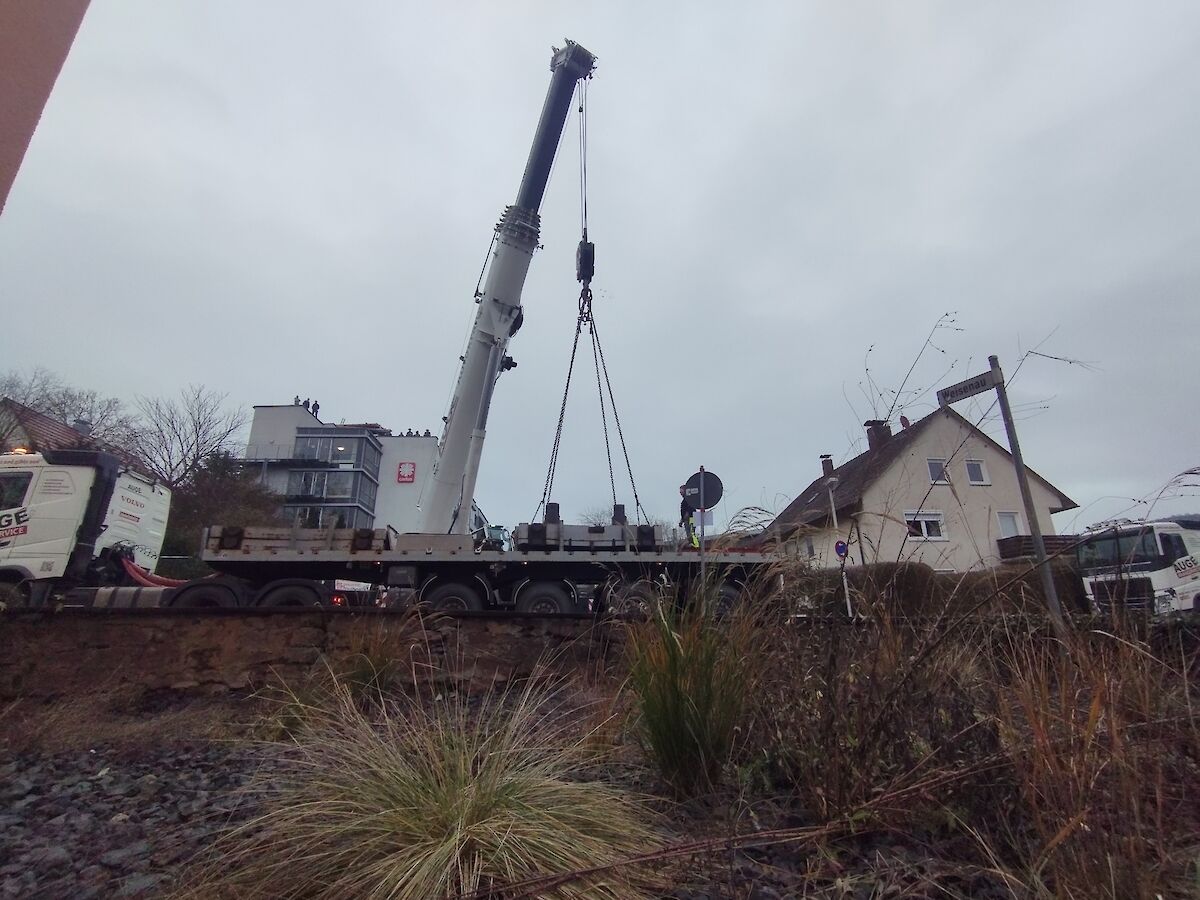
xmin=2 ymin=1 xmax=1198 ymax=533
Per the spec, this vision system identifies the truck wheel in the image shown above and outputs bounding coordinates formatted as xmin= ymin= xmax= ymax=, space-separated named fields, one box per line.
xmin=168 ymin=579 xmax=243 ymax=609
xmin=516 ymin=582 xmax=575 ymax=615
xmin=713 ymin=582 xmax=742 ymax=618
xmin=255 ymin=581 xmax=327 ymax=607
xmin=0 ymin=581 xmax=24 ymax=609
xmin=423 ymin=582 xmax=484 ymax=613
xmin=602 ymin=580 xmax=659 ymax=619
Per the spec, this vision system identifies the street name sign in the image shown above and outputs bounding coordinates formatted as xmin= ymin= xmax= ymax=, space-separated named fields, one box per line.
xmin=937 ymin=370 xmax=999 ymax=407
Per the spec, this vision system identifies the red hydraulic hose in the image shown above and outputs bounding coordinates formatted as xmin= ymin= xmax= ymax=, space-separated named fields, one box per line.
xmin=120 ymin=557 xmax=190 ymax=588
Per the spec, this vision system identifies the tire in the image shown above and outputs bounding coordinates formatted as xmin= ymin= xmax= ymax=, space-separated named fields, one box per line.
xmin=0 ymin=581 xmax=24 ymax=609
xmin=516 ymin=582 xmax=575 ymax=615
xmin=168 ymin=579 xmax=243 ymax=609
xmin=713 ymin=582 xmax=741 ymax=618
xmin=423 ymin=582 xmax=484 ymax=613
xmin=255 ymin=581 xmax=327 ymax=608
xmin=602 ymin=579 xmax=659 ymax=619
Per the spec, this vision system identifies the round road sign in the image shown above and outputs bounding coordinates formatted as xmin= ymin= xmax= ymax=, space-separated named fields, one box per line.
xmin=684 ymin=470 xmax=723 ymax=510
xmin=835 ymin=540 xmax=849 ymax=559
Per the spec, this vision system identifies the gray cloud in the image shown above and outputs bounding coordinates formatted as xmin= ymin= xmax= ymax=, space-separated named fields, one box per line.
xmin=2 ymin=1 xmax=1198 ymax=533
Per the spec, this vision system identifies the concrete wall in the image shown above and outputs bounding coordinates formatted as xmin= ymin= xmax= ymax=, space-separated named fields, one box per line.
xmin=0 ymin=610 xmax=616 ymax=700
xmin=245 ymin=405 xmax=321 ymax=461
xmin=0 ymin=1 xmax=90 ymax=213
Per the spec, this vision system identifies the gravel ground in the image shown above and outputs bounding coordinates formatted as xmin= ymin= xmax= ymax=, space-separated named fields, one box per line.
xmin=0 ymin=732 xmax=1005 ymax=899
xmin=0 ymin=744 xmax=269 ymax=899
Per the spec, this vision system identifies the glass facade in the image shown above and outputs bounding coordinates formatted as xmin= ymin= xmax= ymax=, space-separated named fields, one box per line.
xmin=283 ymin=505 xmax=373 ymax=530
xmin=285 ymin=427 xmax=383 ymax=528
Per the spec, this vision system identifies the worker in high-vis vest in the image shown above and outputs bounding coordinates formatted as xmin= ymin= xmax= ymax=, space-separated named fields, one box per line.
xmin=679 ymin=485 xmax=699 ymax=548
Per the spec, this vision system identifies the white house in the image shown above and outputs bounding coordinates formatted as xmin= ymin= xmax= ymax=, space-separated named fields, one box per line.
xmin=767 ymin=410 xmax=1076 ymax=572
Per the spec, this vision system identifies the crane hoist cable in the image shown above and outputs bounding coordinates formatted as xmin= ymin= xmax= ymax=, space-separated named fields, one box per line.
xmin=534 ymin=81 xmax=647 ymax=525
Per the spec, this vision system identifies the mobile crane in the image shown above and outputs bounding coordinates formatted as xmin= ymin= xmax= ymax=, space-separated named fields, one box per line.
xmin=61 ymin=40 xmax=767 ymax=614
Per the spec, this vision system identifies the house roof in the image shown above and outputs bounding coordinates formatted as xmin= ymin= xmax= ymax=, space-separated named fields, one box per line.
xmin=767 ymin=407 xmax=1077 ymax=539
xmin=1 ymin=397 xmax=153 ymax=479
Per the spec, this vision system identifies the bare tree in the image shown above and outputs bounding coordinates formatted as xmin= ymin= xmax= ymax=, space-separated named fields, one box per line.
xmin=1 ymin=367 xmax=141 ymax=452
xmin=577 ymin=505 xmax=615 ymax=526
xmin=134 ymin=385 xmax=247 ymax=488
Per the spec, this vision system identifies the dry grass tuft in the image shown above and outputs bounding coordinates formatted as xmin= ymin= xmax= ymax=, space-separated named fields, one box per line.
xmin=180 ymin=671 xmax=663 ymax=900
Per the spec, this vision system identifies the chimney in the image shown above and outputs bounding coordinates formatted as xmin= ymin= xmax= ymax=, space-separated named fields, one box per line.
xmin=73 ymin=418 xmax=93 ymax=437
xmin=864 ymin=419 xmax=892 ymax=451
xmin=820 ymin=454 xmax=834 ymax=478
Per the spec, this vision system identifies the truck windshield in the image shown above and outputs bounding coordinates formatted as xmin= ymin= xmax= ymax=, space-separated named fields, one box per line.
xmin=1076 ymin=530 xmax=1161 ymax=570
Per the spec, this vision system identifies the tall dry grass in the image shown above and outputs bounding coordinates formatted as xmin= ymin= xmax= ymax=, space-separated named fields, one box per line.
xmin=725 ymin=554 xmax=1200 ymax=896
xmin=183 ymin=671 xmax=662 ymax=900
xmin=624 ymin=582 xmax=762 ymax=797
xmin=989 ymin=622 xmax=1200 ymax=898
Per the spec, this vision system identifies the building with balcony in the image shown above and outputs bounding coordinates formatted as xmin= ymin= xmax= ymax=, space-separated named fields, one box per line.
xmin=242 ymin=403 xmax=476 ymax=534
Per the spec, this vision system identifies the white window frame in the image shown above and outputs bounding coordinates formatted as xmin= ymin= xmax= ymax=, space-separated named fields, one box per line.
xmin=905 ymin=510 xmax=948 ymax=541
xmin=926 ymin=458 xmax=949 ymax=485
xmin=996 ymin=511 xmax=1022 ymax=538
xmin=965 ymin=459 xmax=990 ymax=486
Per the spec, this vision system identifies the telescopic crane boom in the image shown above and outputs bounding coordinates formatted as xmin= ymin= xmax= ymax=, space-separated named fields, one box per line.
xmin=423 ymin=41 xmax=595 ymax=534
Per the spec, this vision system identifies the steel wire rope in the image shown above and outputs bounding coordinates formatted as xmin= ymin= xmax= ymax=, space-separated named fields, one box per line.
xmin=588 ymin=305 xmax=618 ymax=508
xmin=589 ymin=315 xmax=648 ymax=524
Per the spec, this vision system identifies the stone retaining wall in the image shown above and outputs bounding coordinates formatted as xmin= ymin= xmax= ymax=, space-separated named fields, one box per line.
xmin=0 ymin=609 xmax=619 ymax=700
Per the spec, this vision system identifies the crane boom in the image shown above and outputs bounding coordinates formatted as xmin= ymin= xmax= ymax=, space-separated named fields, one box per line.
xmin=423 ymin=40 xmax=595 ymax=534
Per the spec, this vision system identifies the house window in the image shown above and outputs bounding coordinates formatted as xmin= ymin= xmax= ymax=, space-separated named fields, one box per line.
xmin=325 ymin=471 xmax=356 ymax=498
xmin=331 ymin=439 xmax=358 ymax=464
xmin=362 ymin=444 xmax=381 ymax=478
xmin=906 ymin=511 xmax=947 ymax=540
xmin=996 ymin=512 xmax=1021 ymax=538
xmin=965 ymin=459 xmax=990 ymax=485
xmin=295 ymin=437 xmax=332 ymax=461
xmin=804 ymin=536 xmax=815 ymax=558
xmin=927 ymin=459 xmax=949 ymax=484
xmin=287 ymin=471 xmax=326 ymax=498
xmin=285 ymin=505 xmax=322 ymax=528
xmin=358 ymin=478 xmax=378 ymax=507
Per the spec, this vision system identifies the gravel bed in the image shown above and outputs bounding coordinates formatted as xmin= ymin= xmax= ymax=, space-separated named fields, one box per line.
xmin=0 ymin=744 xmax=270 ymax=899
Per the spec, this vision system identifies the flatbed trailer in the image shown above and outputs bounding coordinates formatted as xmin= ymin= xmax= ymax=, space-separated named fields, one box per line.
xmin=196 ymin=525 xmax=769 ymax=614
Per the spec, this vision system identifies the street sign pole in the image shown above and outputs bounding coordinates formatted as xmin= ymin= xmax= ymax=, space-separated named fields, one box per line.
xmin=989 ymin=355 xmax=1068 ymax=641
xmin=684 ymin=468 xmax=723 ymax=613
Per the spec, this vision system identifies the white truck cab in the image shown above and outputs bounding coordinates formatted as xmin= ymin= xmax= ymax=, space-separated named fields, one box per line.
xmin=1075 ymin=518 xmax=1200 ymax=615
xmin=0 ymin=449 xmax=171 ymax=604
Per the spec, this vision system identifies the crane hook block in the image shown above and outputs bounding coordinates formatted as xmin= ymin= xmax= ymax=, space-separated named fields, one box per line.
xmin=576 ymin=239 xmax=595 ymax=283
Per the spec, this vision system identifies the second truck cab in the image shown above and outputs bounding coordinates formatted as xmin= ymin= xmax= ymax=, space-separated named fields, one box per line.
xmin=0 ymin=449 xmax=171 ymax=604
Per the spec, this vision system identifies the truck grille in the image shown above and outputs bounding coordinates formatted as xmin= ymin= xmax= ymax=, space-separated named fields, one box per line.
xmin=1092 ymin=577 xmax=1154 ymax=612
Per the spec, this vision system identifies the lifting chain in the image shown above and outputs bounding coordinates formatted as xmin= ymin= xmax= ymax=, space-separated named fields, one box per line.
xmin=534 ymin=80 xmax=647 ymax=525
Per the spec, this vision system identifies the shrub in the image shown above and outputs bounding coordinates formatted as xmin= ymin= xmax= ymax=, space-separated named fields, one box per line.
xmin=625 ymin=588 xmax=761 ymax=796
xmin=185 ymin=673 xmax=662 ymax=899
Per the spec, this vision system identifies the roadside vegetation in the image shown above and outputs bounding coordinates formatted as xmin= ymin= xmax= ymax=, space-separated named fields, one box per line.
xmin=183 ymin=667 xmax=662 ymax=900
xmin=153 ymin=559 xmax=1200 ymax=898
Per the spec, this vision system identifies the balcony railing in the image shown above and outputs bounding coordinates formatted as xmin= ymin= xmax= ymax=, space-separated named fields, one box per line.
xmin=997 ymin=534 xmax=1080 ymax=561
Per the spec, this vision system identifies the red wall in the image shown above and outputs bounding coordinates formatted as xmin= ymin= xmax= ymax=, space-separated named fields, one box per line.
xmin=0 ymin=0 xmax=90 ymax=213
